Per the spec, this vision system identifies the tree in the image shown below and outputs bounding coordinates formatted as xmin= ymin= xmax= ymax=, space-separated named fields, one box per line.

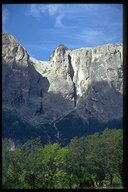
xmin=100 ymin=128 xmax=123 ymax=187
xmin=2 ymin=128 xmax=123 ymax=189
xmin=85 ymin=129 xmax=123 ymax=188
xmin=54 ymin=146 xmax=70 ymax=188
xmin=39 ymin=143 xmax=60 ymax=189
xmin=2 ymin=139 xmax=22 ymax=189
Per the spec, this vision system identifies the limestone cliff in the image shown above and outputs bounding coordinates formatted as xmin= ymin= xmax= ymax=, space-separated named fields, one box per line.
xmin=2 ymin=32 xmax=123 ymax=145
xmin=31 ymin=42 xmax=123 ymax=123
xmin=2 ymin=32 xmax=49 ymax=124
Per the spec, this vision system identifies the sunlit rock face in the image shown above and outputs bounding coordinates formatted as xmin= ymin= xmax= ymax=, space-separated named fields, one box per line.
xmin=69 ymin=45 xmax=123 ymax=122
xmin=2 ymin=32 xmax=123 ymax=145
xmin=32 ymin=43 xmax=123 ymax=123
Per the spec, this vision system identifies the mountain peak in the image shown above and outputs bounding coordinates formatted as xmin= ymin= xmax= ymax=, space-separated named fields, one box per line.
xmin=2 ymin=32 xmax=29 ymax=66
xmin=2 ymin=32 xmax=19 ymax=46
xmin=2 ymin=32 xmax=123 ymax=145
xmin=56 ymin=44 xmax=68 ymax=50
xmin=49 ymin=44 xmax=69 ymax=62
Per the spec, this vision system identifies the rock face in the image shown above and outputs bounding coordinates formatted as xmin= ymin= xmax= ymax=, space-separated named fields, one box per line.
xmin=2 ymin=32 xmax=123 ymax=145
xmin=2 ymin=32 xmax=49 ymax=124
xmin=31 ymin=43 xmax=123 ymax=123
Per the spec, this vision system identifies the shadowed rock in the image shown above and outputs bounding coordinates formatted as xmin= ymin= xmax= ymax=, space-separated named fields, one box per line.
xmin=2 ymin=32 xmax=123 ymax=146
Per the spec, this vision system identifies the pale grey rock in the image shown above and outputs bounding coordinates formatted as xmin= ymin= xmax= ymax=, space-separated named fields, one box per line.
xmin=70 ymin=44 xmax=122 ymax=96
xmin=2 ymin=32 xmax=123 ymax=126
xmin=69 ymin=45 xmax=123 ymax=121
xmin=2 ymin=32 xmax=49 ymax=124
xmin=2 ymin=32 xmax=29 ymax=66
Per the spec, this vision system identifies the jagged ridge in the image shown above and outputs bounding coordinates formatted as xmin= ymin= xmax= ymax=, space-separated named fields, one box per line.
xmin=2 ymin=32 xmax=123 ymax=145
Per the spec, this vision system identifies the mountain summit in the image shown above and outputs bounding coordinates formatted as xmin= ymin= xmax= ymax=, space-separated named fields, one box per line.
xmin=2 ymin=32 xmax=123 ymax=145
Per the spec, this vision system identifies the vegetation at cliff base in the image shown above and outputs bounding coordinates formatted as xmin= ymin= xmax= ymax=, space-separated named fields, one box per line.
xmin=2 ymin=128 xmax=123 ymax=189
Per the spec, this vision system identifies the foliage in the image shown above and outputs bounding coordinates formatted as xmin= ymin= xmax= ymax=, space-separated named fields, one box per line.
xmin=2 ymin=128 xmax=123 ymax=189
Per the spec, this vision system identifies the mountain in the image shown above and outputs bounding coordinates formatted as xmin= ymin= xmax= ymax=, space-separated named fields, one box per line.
xmin=2 ymin=32 xmax=123 ymax=146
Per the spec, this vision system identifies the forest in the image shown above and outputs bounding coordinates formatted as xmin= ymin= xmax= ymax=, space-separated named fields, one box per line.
xmin=2 ymin=128 xmax=123 ymax=189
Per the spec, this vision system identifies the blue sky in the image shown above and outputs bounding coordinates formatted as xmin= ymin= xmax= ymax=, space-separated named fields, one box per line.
xmin=2 ymin=4 xmax=123 ymax=61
